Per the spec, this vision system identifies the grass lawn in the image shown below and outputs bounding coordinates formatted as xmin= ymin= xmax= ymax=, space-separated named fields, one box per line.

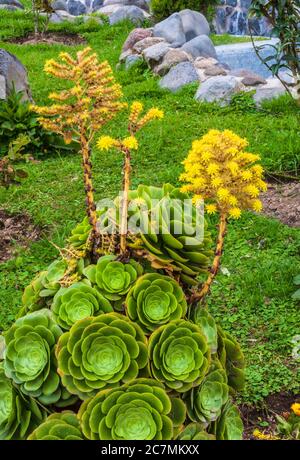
xmin=0 ymin=10 xmax=299 ymax=407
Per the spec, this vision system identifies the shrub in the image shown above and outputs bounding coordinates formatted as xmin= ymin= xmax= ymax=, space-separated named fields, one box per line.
xmin=151 ymin=0 xmax=218 ymax=21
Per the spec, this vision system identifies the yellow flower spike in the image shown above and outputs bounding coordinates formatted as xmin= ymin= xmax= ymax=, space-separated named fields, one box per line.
xmin=147 ymin=107 xmax=164 ymax=120
xmin=241 ymin=170 xmax=253 ymax=181
xmin=291 ymin=403 xmax=300 ymax=416
xmin=229 ymin=207 xmax=242 ymax=219
xmin=122 ymin=136 xmax=139 ymax=150
xmin=205 ymin=204 xmax=217 ymax=214
xmin=252 ymin=199 xmax=263 ymax=212
xmin=97 ymin=136 xmax=118 ymax=151
xmin=244 ymin=184 xmax=260 ymax=198
xmin=217 ymin=187 xmax=230 ymax=201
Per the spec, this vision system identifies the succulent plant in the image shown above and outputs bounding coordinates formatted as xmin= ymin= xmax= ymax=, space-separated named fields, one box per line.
xmin=51 ymin=281 xmax=113 ymax=330
xmin=98 ymin=184 xmax=213 ymax=286
xmin=68 ymin=217 xmax=92 ymax=249
xmin=83 ymin=255 xmax=143 ymax=309
xmin=217 ymin=327 xmax=245 ymax=392
xmin=149 ymin=320 xmax=210 ymax=392
xmin=28 ymin=411 xmax=84 ymax=440
xmin=56 ymin=313 xmax=148 ymax=400
xmin=185 ymin=361 xmax=229 ymax=425
xmin=3 ymin=309 xmax=68 ymax=405
xmin=191 ymin=305 xmax=218 ymax=354
xmin=0 ymin=363 xmax=46 ymax=440
xmin=125 ymin=273 xmax=187 ymax=334
xmin=176 ymin=423 xmax=216 ymax=440
xmin=211 ymin=400 xmax=244 ymax=440
xmin=78 ymin=378 xmax=185 ymax=440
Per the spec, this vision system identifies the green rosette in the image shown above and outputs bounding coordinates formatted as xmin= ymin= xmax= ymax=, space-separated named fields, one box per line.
xmin=28 ymin=411 xmax=84 ymax=440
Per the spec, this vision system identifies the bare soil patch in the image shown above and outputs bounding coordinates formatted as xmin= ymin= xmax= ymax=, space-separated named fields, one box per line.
xmin=0 ymin=210 xmax=41 ymax=262
xmin=261 ymin=181 xmax=300 ymax=227
xmin=9 ymin=32 xmax=87 ymax=46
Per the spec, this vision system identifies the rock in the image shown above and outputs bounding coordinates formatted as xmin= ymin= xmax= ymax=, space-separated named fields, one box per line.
xmin=0 ymin=49 xmax=32 ymax=101
xmin=204 ymin=65 xmax=228 ymax=76
xmin=52 ymin=0 xmax=68 ymax=11
xmin=179 ymin=9 xmax=210 ymax=41
xmin=49 ymin=10 xmax=77 ymax=23
xmin=154 ymin=48 xmax=191 ymax=76
xmin=253 ymin=78 xmax=286 ymax=104
xmin=103 ymin=0 xmax=149 ymax=10
xmin=195 ymin=75 xmax=242 ymax=106
xmin=242 ymin=75 xmax=267 ymax=86
xmin=0 ymin=0 xmax=23 ymax=8
xmin=229 ymin=69 xmax=267 ymax=86
xmin=194 ymin=57 xmax=219 ymax=69
xmin=125 ymin=54 xmax=143 ymax=69
xmin=182 ymin=35 xmax=217 ymax=59
xmin=119 ymin=49 xmax=134 ymax=63
xmin=0 ymin=4 xmax=19 ymax=9
xmin=98 ymin=4 xmax=123 ymax=15
xmin=133 ymin=36 xmax=165 ymax=54
xmin=159 ymin=62 xmax=199 ymax=93
xmin=92 ymin=0 xmax=104 ymax=11
xmin=143 ymin=42 xmax=170 ymax=67
xmin=153 ymin=13 xmax=186 ymax=48
xmin=109 ymin=5 xmax=146 ymax=25
xmin=68 ymin=0 xmax=86 ymax=15
xmin=122 ymin=27 xmax=153 ymax=52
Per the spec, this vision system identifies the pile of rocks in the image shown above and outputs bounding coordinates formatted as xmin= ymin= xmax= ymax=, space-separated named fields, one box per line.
xmin=0 ymin=0 xmax=24 ymax=11
xmin=119 ymin=9 xmax=287 ymax=105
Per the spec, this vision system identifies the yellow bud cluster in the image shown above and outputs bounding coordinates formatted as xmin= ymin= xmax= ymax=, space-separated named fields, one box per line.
xmin=128 ymin=103 xmax=164 ymax=133
xmin=97 ymin=135 xmax=139 ymax=152
xmin=180 ymin=129 xmax=267 ymax=219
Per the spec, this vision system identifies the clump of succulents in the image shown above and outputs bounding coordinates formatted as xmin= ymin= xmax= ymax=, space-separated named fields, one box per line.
xmin=56 ymin=313 xmax=148 ymax=400
xmin=0 ymin=363 xmax=46 ymax=440
xmin=217 ymin=327 xmax=245 ymax=392
xmin=51 ymin=281 xmax=113 ymax=330
xmin=211 ymin=400 xmax=244 ymax=440
xmin=176 ymin=423 xmax=216 ymax=440
xmin=3 ymin=309 xmax=75 ymax=406
xmin=78 ymin=378 xmax=185 ymax=440
xmin=149 ymin=320 xmax=210 ymax=392
xmin=28 ymin=411 xmax=84 ymax=440
xmin=125 ymin=273 xmax=187 ymax=334
xmin=192 ymin=305 xmax=218 ymax=353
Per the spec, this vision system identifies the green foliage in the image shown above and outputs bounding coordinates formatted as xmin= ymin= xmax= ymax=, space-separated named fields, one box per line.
xmin=56 ymin=313 xmax=148 ymax=400
xmin=126 ymin=273 xmax=187 ymax=333
xmin=211 ymin=400 xmax=244 ymax=440
xmin=276 ymin=410 xmax=300 ymax=440
xmin=0 ymin=134 xmax=31 ymax=188
xmin=78 ymin=378 xmax=177 ymax=440
xmin=185 ymin=361 xmax=229 ymax=424
xmin=68 ymin=216 xmax=91 ymax=249
xmin=292 ymin=274 xmax=300 ymax=301
xmin=192 ymin=305 xmax=218 ymax=353
xmin=149 ymin=320 xmax=210 ymax=392
xmin=217 ymin=327 xmax=246 ymax=392
xmin=28 ymin=411 xmax=84 ymax=440
xmin=176 ymin=422 xmax=216 ymax=440
xmin=0 ymin=363 xmax=46 ymax=440
xmin=3 ymin=309 xmax=74 ymax=406
xmin=151 ymin=0 xmax=218 ymax=21
xmin=52 ymin=282 xmax=113 ymax=330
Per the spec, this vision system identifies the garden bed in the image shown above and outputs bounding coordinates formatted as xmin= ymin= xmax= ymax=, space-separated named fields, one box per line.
xmin=9 ymin=32 xmax=87 ymax=46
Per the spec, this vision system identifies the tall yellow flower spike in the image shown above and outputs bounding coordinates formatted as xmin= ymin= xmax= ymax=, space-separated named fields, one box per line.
xmin=32 ymin=48 xmax=127 ymax=257
xmin=181 ymin=130 xmax=267 ymax=304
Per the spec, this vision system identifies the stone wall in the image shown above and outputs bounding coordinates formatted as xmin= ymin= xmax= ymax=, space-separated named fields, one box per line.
xmin=213 ymin=0 xmax=272 ymax=36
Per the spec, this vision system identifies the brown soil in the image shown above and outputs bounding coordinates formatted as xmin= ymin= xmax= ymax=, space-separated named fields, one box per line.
xmin=261 ymin=181 xmax=300 ymax=227
xmin=241 ymin=392 xmax=300 ymax=440
xmin=0 ymin=210 xmax=41 ymax=262
xmin=9 ymin=32 xmax=87 ymax=46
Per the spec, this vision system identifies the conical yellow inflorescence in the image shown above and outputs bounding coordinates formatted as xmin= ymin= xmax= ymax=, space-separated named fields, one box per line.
xmin=180 ymin=129 xmax=267 ymax=219
xmin=33 ymin=47 xmax=126 ymax=143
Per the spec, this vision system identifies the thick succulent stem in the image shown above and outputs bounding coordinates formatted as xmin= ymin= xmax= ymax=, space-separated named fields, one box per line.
xmin=120 ymin=148 xmax=131 ymax=255
xmin=191 ymin=212 xmax=227 ymax=304
xmin=80 ymin=134 xmax=100 ymax=259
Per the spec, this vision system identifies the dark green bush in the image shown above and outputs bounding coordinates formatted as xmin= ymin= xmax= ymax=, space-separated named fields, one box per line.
xmin=151 ymin=0 xmax=218 ymax=21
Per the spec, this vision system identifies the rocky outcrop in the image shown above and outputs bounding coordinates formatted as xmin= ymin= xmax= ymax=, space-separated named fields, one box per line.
xmin=0 ymin=49 xmax=32 ymax=101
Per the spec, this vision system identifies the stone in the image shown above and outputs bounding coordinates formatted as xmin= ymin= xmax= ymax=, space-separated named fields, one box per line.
xmin=179 ymin=9 xmax=210 ymax=41
xmin=159 ymin=62 xmax=199 ymax=93
xmin=0 ymin=0 xmax=23 ymax=8
xmin=143 ymin=42 xmax=170 ymax=67
xmin=125 ymin=54 xmax=143 ymax=69
xmin=103 ymin=0 xmax=149 ymax=10
xmin=153 ymin=13 xmax=186 ymax=48
xmin=98 ymin=4 xmax=123 ymax=14
xmin=68 ymin=0 xmax=86 ymax=15
xmin=119 ymin=49 xmax=134 ymax=63
xmin=122 ymin=27 xmax=153 ymax=52
xmin=0 ymin=4 xmax=19 ymax=9
xmin=154 ymin=48 xmax=191 ymax=76
xmin=182 ymin=35 xmax=217 ymax=59
xmin=0 ymin=49 xmax=32 ymax=101
xmin=204 ymin=65 xmax=228 ymax=76
xmin=133 ymin=36 xmax=165 ymax=54
xmin=194 ymin=57 xmax=219 ymax=69
xmin=49 ymin=10 xmax=76 ymax=23
xmin=52 ymin=0 xmax=68 ymax=11
xmin=242 ymin=75 xmax=267 ymax=86
xmin=253 ymin=78 xmax=286 ymax=104
xmin=92 ymin=0 xmax=104 ymax=11
xmin=195 ymin=75 xmax=242 ymax=106
xmin=0 ymin=75 xmax=6 ymax=99
xmin=230 ymin=69 xmax=267 ymax=86
xmin=109 ymin=5 xmax=146 ymax=25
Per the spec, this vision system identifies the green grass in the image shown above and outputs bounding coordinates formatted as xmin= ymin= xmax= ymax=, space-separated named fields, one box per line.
xmin=0 ymin=12 xmax=299 ymax=406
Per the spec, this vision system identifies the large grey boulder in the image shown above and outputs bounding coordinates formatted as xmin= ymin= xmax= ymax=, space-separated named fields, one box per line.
xmin=143 ymin=42 xmax=170 ymax=67
xmin=0 ymin=49 xmax=32 ymax=101
xmin=195 ymin=75 xmax=242 ymax=106
xmin=182 ymin=35 xmax=217 ymax=59
xmin=52 ymin=0 xmax=68 ymax=11
xmin=179 ymin=9 xmax=210 ymax=41
xmin=159 ymin=61 xmax=199 ymax=93
xmin=109 ymin=5 xmax=146 ymax=25
xmin=153 ymin=13 xmax=186 ymax=48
